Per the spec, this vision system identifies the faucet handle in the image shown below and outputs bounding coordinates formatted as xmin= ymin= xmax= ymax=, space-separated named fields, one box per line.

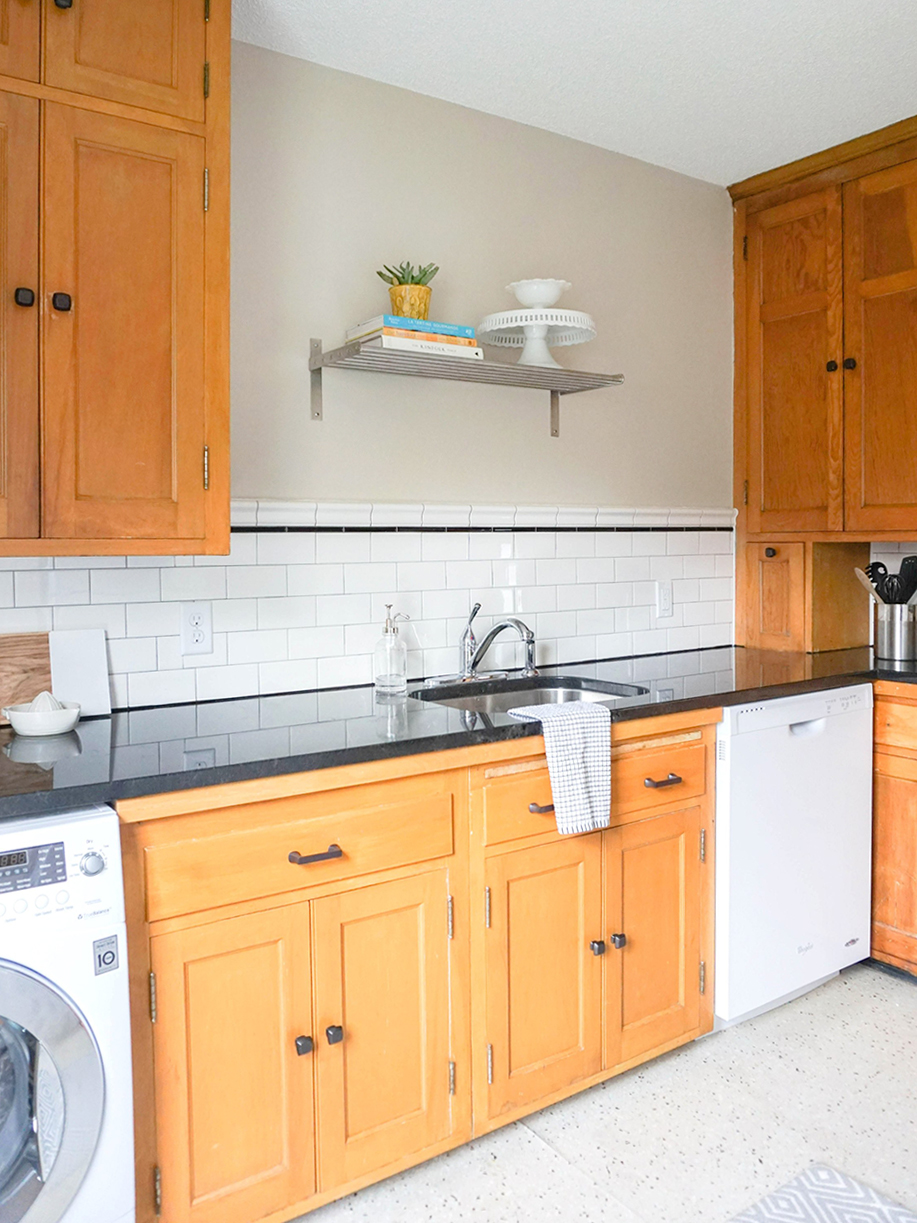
xmin=466 ymin=602 xmax=481 ymax=626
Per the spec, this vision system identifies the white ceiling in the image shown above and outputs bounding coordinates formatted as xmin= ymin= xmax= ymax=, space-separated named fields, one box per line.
xmin=232 ymin=0 xmax=917 ymax=186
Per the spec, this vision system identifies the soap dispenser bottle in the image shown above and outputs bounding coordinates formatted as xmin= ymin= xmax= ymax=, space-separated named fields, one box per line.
xmin=374 ymin=605 xmax=408 ymax=695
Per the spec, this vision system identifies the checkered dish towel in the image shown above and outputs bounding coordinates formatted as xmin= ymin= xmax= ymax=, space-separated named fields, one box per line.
xmin=508 ymin=701 xmax=611 ymax=835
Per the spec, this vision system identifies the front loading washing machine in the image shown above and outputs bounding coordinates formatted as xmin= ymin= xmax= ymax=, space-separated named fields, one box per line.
xmin=0 ymin=805 xmax=134 ymax=1223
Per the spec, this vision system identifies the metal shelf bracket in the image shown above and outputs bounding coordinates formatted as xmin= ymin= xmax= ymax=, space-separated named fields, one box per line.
xmin=310 ymin=339 xmax=323 ymax=420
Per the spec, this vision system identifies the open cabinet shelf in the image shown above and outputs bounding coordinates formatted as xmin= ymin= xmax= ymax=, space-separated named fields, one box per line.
xmin=309 ymin=338 xmax=624 ymax=436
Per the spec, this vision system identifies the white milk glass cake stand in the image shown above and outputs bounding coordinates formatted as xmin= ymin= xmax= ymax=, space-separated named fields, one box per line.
xmin=477 ymin=279 xmax=596 ymax=368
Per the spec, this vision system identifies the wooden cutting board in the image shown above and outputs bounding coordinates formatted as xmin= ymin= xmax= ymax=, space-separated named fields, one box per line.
xmin=0 ymin=633 xmax=52 ymax=724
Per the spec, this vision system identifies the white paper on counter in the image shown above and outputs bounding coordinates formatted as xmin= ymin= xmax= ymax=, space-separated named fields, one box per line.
xmin=49 ymin=629 xmax=112 ymax=716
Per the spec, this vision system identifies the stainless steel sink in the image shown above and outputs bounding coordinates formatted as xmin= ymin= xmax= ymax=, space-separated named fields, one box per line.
xmin=413 ymin=675 xmax=649 ymax=716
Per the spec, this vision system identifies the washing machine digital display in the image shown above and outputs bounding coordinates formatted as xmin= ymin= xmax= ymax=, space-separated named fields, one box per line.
xmin=0 ymin=843 xmax=66 ymax=894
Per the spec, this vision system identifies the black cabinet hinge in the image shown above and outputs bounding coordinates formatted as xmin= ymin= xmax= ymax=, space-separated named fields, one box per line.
xmin=204 ymin=0 xmax=210 ymax=19
xmin=203 ymin=61 xmax=210 ymax=98
xmin=743 ymin=479 xmax=748 ymax=506
xmin=742 ymin=234 xmax=748 ymax=260
xmin=154 ymin=1166 xmax=162 ymax=1215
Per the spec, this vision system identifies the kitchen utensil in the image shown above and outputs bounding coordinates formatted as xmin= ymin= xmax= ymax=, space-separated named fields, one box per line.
xmin=898 ymin=556 xmax=917 ymax=603
xmin=2 ymin=693 xmax=81 ymax=736
xmin=854 ymin=567 xmax=883 ymax=603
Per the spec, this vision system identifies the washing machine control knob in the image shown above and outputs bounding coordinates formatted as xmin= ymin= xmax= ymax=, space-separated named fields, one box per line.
xmin=80 ymin=851 xmax=106 ymax=877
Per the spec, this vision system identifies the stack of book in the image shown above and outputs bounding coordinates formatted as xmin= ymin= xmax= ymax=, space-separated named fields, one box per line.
xmin=346 ymin=315 xmax=483 ymax=360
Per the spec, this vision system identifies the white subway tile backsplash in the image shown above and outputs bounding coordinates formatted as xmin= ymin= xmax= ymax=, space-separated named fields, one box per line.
xmin=343 ymin=563 xmax=397 ymax=594
xmin=128 ymin=669 xmax=196 ymax=708
xmin=15 ymin=569 xmax=89 ymax=607
xmin=397 ymin=562 xmax=446 ymax=592
xmin=160 ymin=567 xmax=227 ymax=602
xmin=315 ymin=534 xmax=371 ymax=564
xmin=0 ymin=506 xmax=734 ymax=710
xmin=257 ymin=596 xmax=316 ymax=630
xmin=226 ymin=565 xmax=286 ymax=599
xmin=255 ymin=533 xmax=316 ymax=566
xmin=287 ymin=564 xmax=344 ymax=596
xmin=92 ymin=568 xmax=161 ymax=604
xmin=288 ymin=626 xmax=344 ymax=659
xmin=316 ymin=593 xmax=371 ymax=626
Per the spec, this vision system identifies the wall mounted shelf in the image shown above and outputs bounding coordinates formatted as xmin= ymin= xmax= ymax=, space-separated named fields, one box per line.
xmin=309 ymin=339 xmax=624 ymax=437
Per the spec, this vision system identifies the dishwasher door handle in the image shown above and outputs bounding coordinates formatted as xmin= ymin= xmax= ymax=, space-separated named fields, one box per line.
xmin=789 ymin=717 xmax=827 ymax=738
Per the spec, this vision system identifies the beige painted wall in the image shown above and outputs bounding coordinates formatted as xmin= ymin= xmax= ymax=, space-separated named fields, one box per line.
xmin=231 ymin=42 xmax=734 ymax=508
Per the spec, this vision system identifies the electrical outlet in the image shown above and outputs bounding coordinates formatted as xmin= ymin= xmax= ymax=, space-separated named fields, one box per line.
xmin=656 ymin=688 xmax=675 ymax=703
xmin=180 ymin=602 xmax=213 ymax=655
xmin=656 ymin=580 xmax=674 ymax=618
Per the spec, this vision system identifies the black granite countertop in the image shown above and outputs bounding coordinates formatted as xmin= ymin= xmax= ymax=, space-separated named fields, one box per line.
xmin=0 ymin=645 xmax=910 ymax=821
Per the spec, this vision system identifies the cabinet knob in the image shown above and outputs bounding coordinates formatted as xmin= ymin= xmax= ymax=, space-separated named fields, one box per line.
xmin=765 ymin=547 xmax=777 ymax=558
xmin=54 ymin=0 xmax=73 ymax=8
xmin=13 ymin=288 xmax=35 ymax=307
xmin=51 ymin=292 xmax=72 ymax=312
xmin=843 ymin=357 xmax=857 ymax=370
xmin=325 ymin=1025 xmax=344 ymax=1046
xmin=294 ymin=1035 xmax=314 ymax=1056
xmin=611 ymin=933 xmax=627 ymax=949
xmin=826 ymin=360 xmax=838 ymax=372
xmin=589 ymin=939 xmax=606 ymax=956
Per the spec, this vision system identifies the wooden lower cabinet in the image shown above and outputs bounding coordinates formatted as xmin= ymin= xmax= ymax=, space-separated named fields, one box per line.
xmin=312 ymin=870 xmax=455 ymax=1189
xmin=872 ymin=683 xmax=917 ymax=973
xmin=126 ymin=718 xmax=717 ymax=1222
xmin=150 ymin=906 xmax=316 ymax=1223
xmin=483 ymin=836 xmax=603 ymax=1117
xmin=605 ymin=807 xmax=703 ymax=1066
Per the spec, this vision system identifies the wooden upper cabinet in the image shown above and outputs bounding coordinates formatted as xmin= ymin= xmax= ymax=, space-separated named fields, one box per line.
xmin=312 ymin=870 xmax=455 ymax=1190
xmin=43 ymin=0 xmax=206 ymax=120
xmin=0 ymin=93 xmax=39 ymax=538
xmin=605 ymin=806 xmax=704 ymax=1068
xmin=745 ymin=188 xmax=844 ymax=533
xmin=41 ymin=103 xmax=206 ymax=541
xmin=843 ymin=161 xmax=917 ymax=533
xmin=484 ymin=836 xmax=602 ymax=1118
xmin=0 ymin=0 xmax=40 ymax=80
xmin=150 ymin=906 xmax=316 ymax=1223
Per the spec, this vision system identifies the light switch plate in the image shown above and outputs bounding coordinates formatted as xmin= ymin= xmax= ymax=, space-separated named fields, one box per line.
xmin=656 ymin=580 xmax=674 ymax=618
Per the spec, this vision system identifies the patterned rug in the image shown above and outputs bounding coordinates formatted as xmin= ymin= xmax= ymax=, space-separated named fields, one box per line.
xmin=731 ymin=1165 xmax=917 ymax=1222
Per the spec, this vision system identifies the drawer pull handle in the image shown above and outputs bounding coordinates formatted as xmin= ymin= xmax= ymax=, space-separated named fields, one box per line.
xmin=590 ymin=939 xmax=606 ymax=956
xmin=528 ymin=802 xmax=555 ymax=814
xmin=294 ymin=1035 xmax=314 ymax=1056
xmin=288 ymin=844 xmax=343 ymax=865
xmin=51 ymin=292 xmax=72 ymax=311
xmin=644 ymin=772 xmax=682 ymax=789
xmin=325 ymin=1025 xmax=344 ymax=1046
xmin=14 ymin=288 xmax=35 ymax=307
xmin=611 ymin=933 xmax=627 ymax=949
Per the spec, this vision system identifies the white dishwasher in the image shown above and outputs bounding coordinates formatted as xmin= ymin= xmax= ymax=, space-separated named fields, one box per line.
xmin=715 ymin=683 xmax=873 ymax=1026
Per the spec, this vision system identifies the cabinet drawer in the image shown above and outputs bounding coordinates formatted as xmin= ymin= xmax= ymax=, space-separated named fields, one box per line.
xmin=484 ymin=766 xmax=556 ymax=846
xmin=874 ymin=698 xmax=917 ymax=751
xmin=611 ymin=741 xmax=707 ymax=821
xmin=144 ymin=790 xmax=455 ymax=921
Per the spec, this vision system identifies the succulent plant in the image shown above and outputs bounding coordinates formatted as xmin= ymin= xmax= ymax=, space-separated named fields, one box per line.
xmin=376 ymin=262 xmax=439 ymax=287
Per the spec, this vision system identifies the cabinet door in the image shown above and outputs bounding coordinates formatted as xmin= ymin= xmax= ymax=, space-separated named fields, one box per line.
xmin=843 ymin=161 xmax=917 ymax=533
xmin=605 ymin=807 xmax=704 ymax=1067
xmin=43 ymin=0 xmax=205 ymax=120
xmin=0 ymin=0 xmax=39 ymax=80
xmin=484 ymin=836 xmax=602 ymax=1118
xmin=150 ymin=906 xmax=315 ymax=1223
xmin=743 ymin=542 xmax=805 ymax=651
xmin=42 ymin=104 xmax=206 ymax=542
xmin=0 ymin=92 xmax=39 ymax=537
xmin=872 ymin=752 xmax=917 ymax=972
xmin=745 ymin=189 xmax=844 ymax=532
xmin=313 ymin=870 xmax=455 ymax=1190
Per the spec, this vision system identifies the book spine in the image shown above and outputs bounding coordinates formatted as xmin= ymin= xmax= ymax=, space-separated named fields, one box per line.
xmin=381 ymin=328 xmax=476 ymax=346
xmin=383 ymin=315 xmax=475 ymax=339
xmin=365 ymin=336 xmax=484 ymax=359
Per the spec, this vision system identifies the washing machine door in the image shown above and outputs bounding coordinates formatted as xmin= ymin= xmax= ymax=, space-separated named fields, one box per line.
xmin=0 ymin=961 xmax=104 ymax=1223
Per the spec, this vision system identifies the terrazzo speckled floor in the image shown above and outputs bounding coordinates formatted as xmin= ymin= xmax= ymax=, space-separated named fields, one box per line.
xmin=302 ymin=963 xmax=917 ymax=1223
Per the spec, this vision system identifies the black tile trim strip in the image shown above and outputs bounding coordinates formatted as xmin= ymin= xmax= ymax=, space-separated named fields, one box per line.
xmin=231 ymin=524 xmax=735 ymax=534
